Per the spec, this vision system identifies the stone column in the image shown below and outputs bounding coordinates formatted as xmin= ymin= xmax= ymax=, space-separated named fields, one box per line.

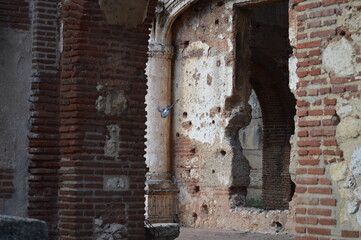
xmin=145 ymin=43 xmax=178 ymax=223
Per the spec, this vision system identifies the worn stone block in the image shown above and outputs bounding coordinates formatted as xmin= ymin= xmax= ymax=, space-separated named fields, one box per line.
xmin=0 ymin=215 xmax=48 ymax=240
xmin=146 ymin=223 xmax=180 ymax=240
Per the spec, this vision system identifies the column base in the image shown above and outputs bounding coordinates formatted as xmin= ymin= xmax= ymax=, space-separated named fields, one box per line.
xmin=145 ymin=173 xmax=179 ymax=223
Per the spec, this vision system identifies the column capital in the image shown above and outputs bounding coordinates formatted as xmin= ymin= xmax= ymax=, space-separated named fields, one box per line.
xmin=148 ymin=43 xmax=174 ymax=60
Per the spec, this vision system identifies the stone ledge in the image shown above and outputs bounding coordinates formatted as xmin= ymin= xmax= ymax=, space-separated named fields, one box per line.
xmin=0 ymin=215 xmax=48 ymax=240
xmin=145 ymin=222 xmax=180 ymax=240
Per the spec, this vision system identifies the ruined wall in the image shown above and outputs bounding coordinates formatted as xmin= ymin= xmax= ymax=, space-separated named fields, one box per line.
xmin=0 ymin=0 xmax=31 ymax=217
xmin=57 ymin=0 xmax=156 ymax=239
xmin=171 ymin=0 xmax=295 ymax=233
xmin=1 ymin=0 xmax=157 ymax=239
xmin=290 ymin=0 xmax=361 ymax=238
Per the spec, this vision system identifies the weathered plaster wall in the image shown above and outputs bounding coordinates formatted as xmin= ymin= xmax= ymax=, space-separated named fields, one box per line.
xmin=0 ymin=27 xmax=31 ymax=217
xmin=171 ymin=0 xmax=295 ymax=233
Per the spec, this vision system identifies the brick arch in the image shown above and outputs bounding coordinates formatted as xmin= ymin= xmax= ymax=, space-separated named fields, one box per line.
xmin=250 ymin=56 xmax=296 ymax=210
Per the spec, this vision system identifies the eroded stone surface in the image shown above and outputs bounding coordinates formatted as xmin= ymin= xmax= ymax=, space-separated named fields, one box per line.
xmin=104 ymin=176 xmax=129 ymax=191
xmin=96 ymin=85 xmax=128 ymax=116
xmin=350 ymin=147 xmax=361 ymax=177
xmin=94 ymin=217 xmax=127 ymax=240
xmin=323 ymin=37 xmax=355 ymax=76
xmin=104 ymin=125 xmax=120 ymax=157
xmin=0 ymin=215 xmax=48 ymax=240
xmin=330 ymin=161 xmax=348 ymax=182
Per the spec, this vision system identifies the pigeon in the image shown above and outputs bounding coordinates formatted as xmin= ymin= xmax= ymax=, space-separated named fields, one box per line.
xmin=158 ymin=99 xmax=179 ymax=118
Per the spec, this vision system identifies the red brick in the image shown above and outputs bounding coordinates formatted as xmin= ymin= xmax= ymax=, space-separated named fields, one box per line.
xmin=308 ymin=109 xmax=323 ymax=116
xmin=296 ymin=168 xmax=307 ymax=174
xmin=299 ymin=120 xmax=321 ymax=127
xmin=341 ymin=230 xmax=360 ymax=238
xmin=307 ymin=168 xmax=325 ymax=175
xmin=320 ymin=198 xmax=336 ymax=206
xmin=297 ymin=130 xmax=308 ymax=137
xmin=322 ymin=0 xmax=348 ymax=7
xmin=308 ymin=227 xmax=331 ymax=235
xmin=296 ymin=177 xmax=318 ymax=185
xmin=308 ymin=187 xmax=332 ymax=195
xmin=296 ymin=208 xmax=307 ymax=214
xmin=297 ymin=110 xmax=308 ymax=117
xmin=295 ymin=237 xmax=318 ymax=240
xmin=298 ymin=150 xmax=309 ymax=156
xmin=309 ymin=8 xmax=336 ymax=18
xmin=297 ymin=140 xmax=321 ymax=147
xmin=324 ymin=98 xmax=336 ymax=105
xmin=319 ymin=218 xmax=336 ymax=225
xmin=319 ymin=178 xmax=332 ymax=185
xmin=308 ymin=208 xmax=332 ymax=216
xmin=299 ymin=159 xmax=320 ymax=166
xmin=324 ymin=139 xmax=337 ymax=146
xmin=295 ymin=226 xmax=306 ymax=233
xmin=320 ymin=87 xmax=331 ymax=94
xmin=310 ymin=29 xmax=336 ymax=38
xmin=297 ymin=40 xmax=322 ymax=49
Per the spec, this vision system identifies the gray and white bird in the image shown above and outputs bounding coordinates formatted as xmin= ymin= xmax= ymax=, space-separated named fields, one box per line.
xmin=158 ymin=99 xmax=179 ymax=118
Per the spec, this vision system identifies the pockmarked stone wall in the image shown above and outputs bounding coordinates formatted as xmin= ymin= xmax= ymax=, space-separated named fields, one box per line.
xmin=170 ymin=0 xmax=295 ymax=233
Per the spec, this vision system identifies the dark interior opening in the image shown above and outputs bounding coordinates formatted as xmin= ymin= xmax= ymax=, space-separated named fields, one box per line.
xmin=249 ymin=1 xmax=296 ymax=210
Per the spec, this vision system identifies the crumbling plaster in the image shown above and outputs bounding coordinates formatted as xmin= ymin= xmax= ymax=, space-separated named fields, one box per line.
xmin=168 ymin=0 xmax=295 ymax=232
xmin=332 ymin=97 xmax=361 ymax=229
xmin=172 ymin=0 xmax=250 ymax=190
xmin=0 ymin=28 xmax=31 ymax=217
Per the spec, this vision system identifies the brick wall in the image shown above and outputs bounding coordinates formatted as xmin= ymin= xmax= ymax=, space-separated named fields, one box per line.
xmin=0 ymin=0 xmax=30 ymax=30
xmin=0 ymin=169 xmax=15 ymax=200
xmin=28 ymin=0 xmax=61 ymax=238
xmin=57 ymin=0 xmax=156 ymax=239
xmin=291 ymin=0 xmax=361 ymax=239
xmin=0 ymin=0 xmax=157 ymax=238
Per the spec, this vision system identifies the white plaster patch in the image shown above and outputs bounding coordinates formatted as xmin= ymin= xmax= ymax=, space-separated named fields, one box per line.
xmin=340 ymin=207 xmax=349 ymax=224
xmin=348 ymin=201 xmax=359 ymax=214
xmin=336 ymin=118 xmax=361 ymax=141
xmin=330 ymin=161 xmax=348 ymax=182
xmin=288 ymin=56 xmax=299 ymax=90
xmin=357 ymin=209 xmax=361 ymax=226
xmin=355 ymin=187 xmax=361 ymax=201
xmin=323 ymin=37 xmax=355 ymax=76
xmin=350 ymin=147 xmax=361 ymax=177
xmin=104 ymin=176 xmax=129 ymax=191
xmin=104 ymin=124 xmax=120 ymax=157
xmin=95 ymin=217 xmax=127 ymax=240
xmin=174 ymin=40 xmax=232 ymax=144
xmin=337 ymin=105 xmax=353 ymax=118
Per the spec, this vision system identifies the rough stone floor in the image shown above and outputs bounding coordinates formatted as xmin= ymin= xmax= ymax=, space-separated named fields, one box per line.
xmin=176 ymin=227 xmax=295 ymax=240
